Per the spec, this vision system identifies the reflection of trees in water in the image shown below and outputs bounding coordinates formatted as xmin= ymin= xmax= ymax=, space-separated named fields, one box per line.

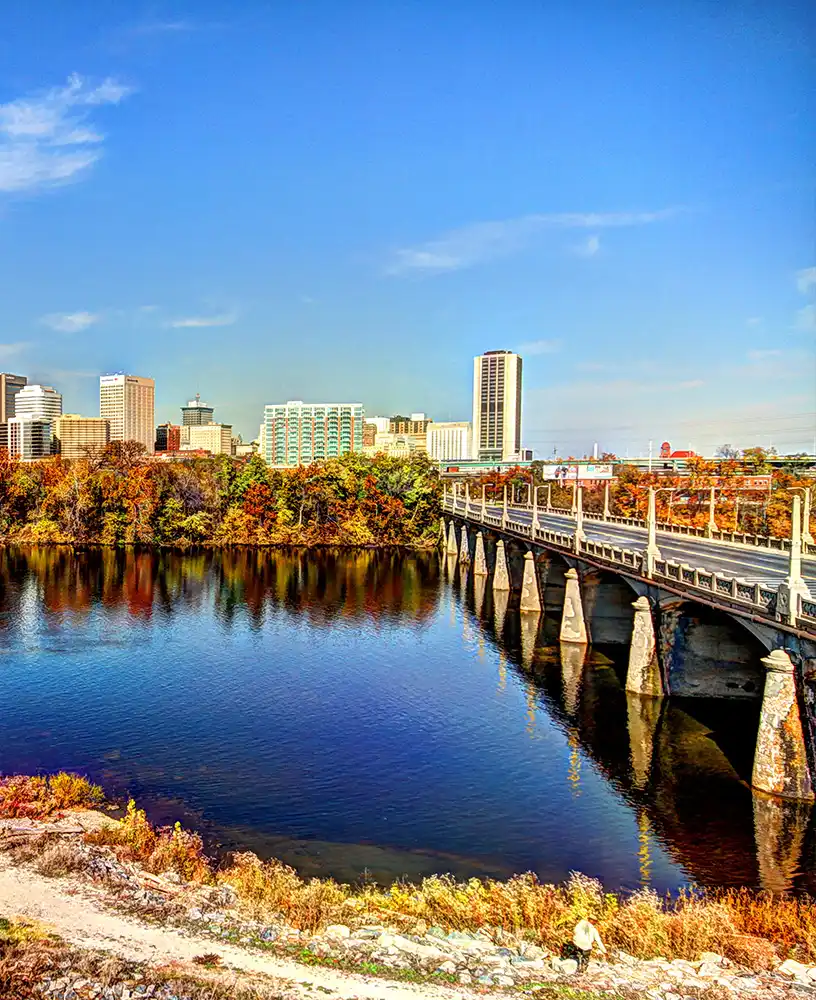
xmin=0 ymin=546 xmax=441 ymax=630
xmin=452 ymin=567 xmax=816 ymax=893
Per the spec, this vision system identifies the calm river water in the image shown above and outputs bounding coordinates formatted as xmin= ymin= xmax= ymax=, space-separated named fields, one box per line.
xmin=1 ymin=547 xmax=813 ymax=893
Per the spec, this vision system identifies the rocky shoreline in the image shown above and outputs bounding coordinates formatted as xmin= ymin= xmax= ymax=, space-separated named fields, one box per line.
xmin=1 ymin=814 xmax=815 ymax=1000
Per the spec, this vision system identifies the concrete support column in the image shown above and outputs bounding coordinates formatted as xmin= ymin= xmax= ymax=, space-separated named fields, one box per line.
xmin=473 ymin=531 xmax=488 ymax=576
xmin=751 ymin=648 xmax=814 ymax=801
xmin=493 ymin=538 xmax=511 ymax=592
xmin=642 ymin=487 xmax=662 ymax=578
xmin=603 ymin=481 xmax=611 ymax=521
xmin=437 ymin=518 xmax=446 ymax=548
xmin=625 ymin=596 xmax=664 ymax=696
xmin=520 ymin=552 xmax=542 ymax=612
xmin=704 ymin=487 xmax=717 ymax=538
xmin=459 ymin=524 xmax=470 ymax=564
xmin=446 ymin=520 xmax=458 ymax=557
xmin=560 ymin=567 xmax=588 ymax=644
xmin=573 ymin=486 xmax=586 ymax=553
xmin=778 ymin=494 xmax=812 ymax=625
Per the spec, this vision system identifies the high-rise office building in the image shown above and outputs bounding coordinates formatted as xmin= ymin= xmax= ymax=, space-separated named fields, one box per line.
xmin=261 ymin=401 xmax=363 ymax=466
xmin=0 ymin=373 xmax=27 ymax=422
xmin=426 ymin=421 xmax=472 ymax=462
xmin=8 ymin=417 xmax=51 ymax=461
xmin=181 ymin=393 xmax=214 ymax=426
xmin=53 ymin=415 xmax=110 ymax=460
xmin=99 ymin=374 xmax=155 ymax=453
xmin=15 ymin=384 xmax=63 ymax=423
xmin=472 ymin=350 xmax=522 ymax=462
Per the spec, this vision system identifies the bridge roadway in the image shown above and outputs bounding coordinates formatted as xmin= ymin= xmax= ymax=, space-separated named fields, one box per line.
xmin=467 ymin=502 xmax=816 ymax=591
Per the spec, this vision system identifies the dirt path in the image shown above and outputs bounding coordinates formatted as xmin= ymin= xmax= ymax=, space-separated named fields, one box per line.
xmin=0 ymin=857 xmax=476 ymax=1000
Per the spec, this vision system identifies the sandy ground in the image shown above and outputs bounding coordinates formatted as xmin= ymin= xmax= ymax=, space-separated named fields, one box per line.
xmin=0 ymin=855 xmax=478 ymax=1000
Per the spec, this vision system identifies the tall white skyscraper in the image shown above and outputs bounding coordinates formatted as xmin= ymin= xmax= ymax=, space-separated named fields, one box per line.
xmin=100 ymin=374 xmax=155 ymax=453
xmin=14 ymin=384 xmax=63 ymax=423
xmin=472 ymin=350 xmax=523 ymax=462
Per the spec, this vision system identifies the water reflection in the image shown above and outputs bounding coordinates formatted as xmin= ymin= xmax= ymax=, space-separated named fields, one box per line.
xmin=1 ymin=546 xmax=814 ymax=893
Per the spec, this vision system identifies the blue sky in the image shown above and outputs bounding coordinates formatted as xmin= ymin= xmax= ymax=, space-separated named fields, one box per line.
xmin=1 ymin=0 xmax=814 ymax=455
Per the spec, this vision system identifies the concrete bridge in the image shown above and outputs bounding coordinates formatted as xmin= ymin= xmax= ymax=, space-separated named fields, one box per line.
xmin=440 ymin=483 xmax=816 ymax=805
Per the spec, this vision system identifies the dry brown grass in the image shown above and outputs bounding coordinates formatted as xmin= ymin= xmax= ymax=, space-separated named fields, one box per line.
xmin=9 ymin=774 xmax=814 ymax=970
xmin=34 ymin=840 xmax=88 ymax=878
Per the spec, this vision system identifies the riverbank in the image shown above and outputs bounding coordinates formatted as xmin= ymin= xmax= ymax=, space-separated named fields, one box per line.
xmin=1 ymin=776 xmax=816 ymax=999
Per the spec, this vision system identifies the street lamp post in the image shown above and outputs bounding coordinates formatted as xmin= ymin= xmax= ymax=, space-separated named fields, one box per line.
xmin=789 ymin=487 xmax=813 ymax=551
xmin=502 ymin=484 xmax=508 ymax=530
xmin=643 ymin=486 xmax=664 ymax=578
xmin=603 ymin=481 xmax=611 ymax=521
xmin=574 ymin=485 xmax=586 ymax=553
xmin=705 ymin=486 xmax=717 ymax=538
xmin=777 ymin=493 xmax=812 ymax=625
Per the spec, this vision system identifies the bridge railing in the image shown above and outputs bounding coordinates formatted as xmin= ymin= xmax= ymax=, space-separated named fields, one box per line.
xmin=476 ymin=498 xmax=793 ymax=552
xmin=442 ymin=495 xmax=815 ymax=632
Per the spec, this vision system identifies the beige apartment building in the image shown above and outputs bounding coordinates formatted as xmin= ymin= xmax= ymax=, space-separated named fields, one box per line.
xmin=472 ymin=350 xmax=523 ymax=462
xmin=180 ymin=422 xmax=233 ymax=455
xmin=100 ymin=374 xmax=155 ymax=453
xmin=54 ymin=415 xmax=110 ymax=460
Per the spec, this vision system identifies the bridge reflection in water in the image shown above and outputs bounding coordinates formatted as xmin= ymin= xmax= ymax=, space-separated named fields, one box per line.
xmin=441 ymin=551 xmax=816 ymax=894
xmin=2 ymin=545 xmax=813 ymax=892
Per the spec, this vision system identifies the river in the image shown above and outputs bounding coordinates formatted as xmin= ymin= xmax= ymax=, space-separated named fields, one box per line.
xmin=1 ymin=546 xmax=813 ymax=893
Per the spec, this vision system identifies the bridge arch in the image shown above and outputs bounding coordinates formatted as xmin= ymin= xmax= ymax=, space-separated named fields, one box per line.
xmin=657 ymin=598 xmax=766 ymax=699
xmin=582 ymin=568 xmax=640 ymax=645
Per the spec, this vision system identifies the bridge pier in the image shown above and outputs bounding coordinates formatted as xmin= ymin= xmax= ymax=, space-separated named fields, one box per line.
xmin=520 ymin=552 xmax=542 ymax=612
xmin=493 ymin=539 xmax=511 ymax=592
xmin=437 ymin=518 xmax=446 ymax=548
xmin=446 ymin=520 xmax=458 ymax=557
xmin=473 ymin=532 xmax=488 ymax=576
xmin=626 ymin=596 xmax=664 ymax=696
xmin=459 ymin=524 xmax=470 ymax=564
xmin=751 ymin=649 xmax=814 ymax=801
xmin=560 ymin=567 xmax=588 ymax=644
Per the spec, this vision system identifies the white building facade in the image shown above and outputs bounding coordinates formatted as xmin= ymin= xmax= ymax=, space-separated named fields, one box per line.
xmin=262 ymin=401 xmax=364 ymax=466
xmin=426 ymin=421 xmax=472 ymax=462
xmin=180 ymin=422 xmax=233 ymax=455
xmin=472 ymin=350 xmax=523 ymax=462
xmin=8 ymin=416 xmax=51 ymax=461
xmin=14 ymin=384 xmax=63 ymax=423
xmin=100 ymin=374 xmax=155 ymax=453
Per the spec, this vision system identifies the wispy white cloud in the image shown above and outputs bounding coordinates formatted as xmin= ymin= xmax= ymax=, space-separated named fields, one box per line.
xmin=517 ymin=338 xmax=562 ymax=356
xmin=678 ymin=379 xmax=704 ymax=389
xmin=746 ymin=316 xmax=763 ymax=327
xmin=0 ymin=341 xmax=28 ymax=360
xmin=747 ymin=348 xmax=782 ymax=361
xmin=41 ymin=310 xmax=99 ymax=333
xmin=573 ymin=234 xmax=600 ymax=257
xmin=795 ymin=266 xmax=816 ymax=295
xmin=168 ymin=312 xmax=237 ymax=328
xmin=795 ymin=304 xmax=816 ymax=332
xmin=0 ymin=74 xmax=132 ymax=194
xmin=127 ymin=20 xmax=197 ymax=35
xmin=385 ymin=208 xmax=681 ymax=276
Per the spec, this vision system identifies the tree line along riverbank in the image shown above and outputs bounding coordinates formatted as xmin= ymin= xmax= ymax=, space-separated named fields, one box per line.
xmin=0 ymin=452 xmax=442 ymax=548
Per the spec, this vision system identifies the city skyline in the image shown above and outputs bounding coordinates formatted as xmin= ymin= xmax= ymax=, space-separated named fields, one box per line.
xmin=1 ymin=2 xmax=814 ymax=453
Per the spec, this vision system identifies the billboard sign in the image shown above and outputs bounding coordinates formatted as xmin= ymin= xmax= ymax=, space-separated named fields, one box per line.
xmin=539 ymin=463 xmax=614 ymax=481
